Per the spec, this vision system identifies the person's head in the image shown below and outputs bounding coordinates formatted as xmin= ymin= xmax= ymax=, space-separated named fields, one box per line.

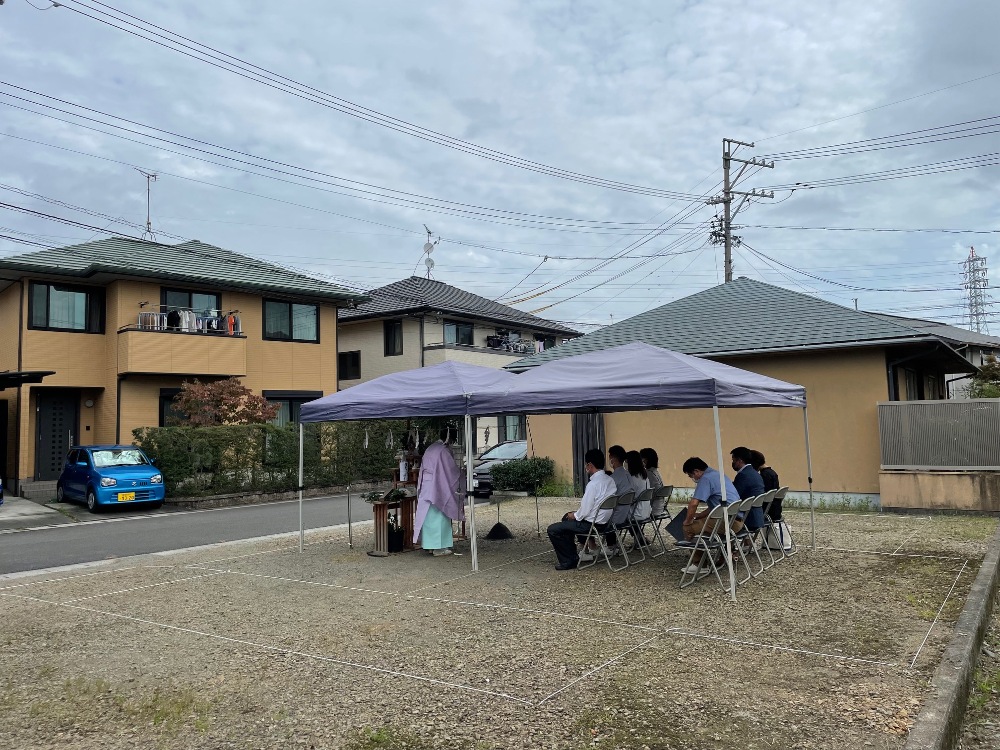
xmin=730 ymin=446 xmax=753 ymax=471
xmin=748 ymin=449 xmax=766 ymax=471
xmin=608 ymin=444 xmax=626 ymax=469
xmin=682 ymin=456 xmax=708 ymax=482
xmin=639 ymin=447 xmax=659 ymax=470
xmin=625 ymin=450 xmax=646 ymax=479
xmin=584 ymin=448 xmax=605 ymax=476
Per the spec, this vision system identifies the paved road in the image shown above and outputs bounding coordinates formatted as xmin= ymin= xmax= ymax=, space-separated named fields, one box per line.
xmin=0 ymin=494 xmax=372 ymax=575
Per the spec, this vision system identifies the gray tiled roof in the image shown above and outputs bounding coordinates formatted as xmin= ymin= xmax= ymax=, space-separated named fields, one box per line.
xmin=865 ymin=312 xmax=1000 ymax=349
xmin=0 ymin=237 xmax=368 ymax=304
xmin=509 ymin=277 xmax=939 ymax=369
xmin=338 ymin=276 xmax=578 ymax=335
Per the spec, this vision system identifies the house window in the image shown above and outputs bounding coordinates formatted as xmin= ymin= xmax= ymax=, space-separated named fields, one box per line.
xmin=264 ymin=391 xmax=323 ymax=427
xmin=498 ymin=415 xmax=527 ymax=442
xmin=264 ymin=300 xmax=319 ymax=342
xmin=339 ymin=350 xmax=361 ymax=380
xmin=384 ymin=319 xmax=403 ymax=357
xmin=161 ymin=288 xmax=221 ymax=317
xmin=29 ymin=282 xmax=105 ymax=333
xmin=444 ymin=320 xmax=474 ymax=346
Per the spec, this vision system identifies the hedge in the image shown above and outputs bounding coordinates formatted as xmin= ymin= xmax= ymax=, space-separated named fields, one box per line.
xmin=132 ymin=421 xmax=409 ymax=497
xmin=489 ymin=456 xmax=555 ymax=492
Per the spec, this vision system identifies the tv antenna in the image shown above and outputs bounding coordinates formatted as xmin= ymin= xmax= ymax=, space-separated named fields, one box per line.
xmin=422 ymin=225 xmax=440 ymax=279
xmin=136 ymin=168 xmax=158 ymax=241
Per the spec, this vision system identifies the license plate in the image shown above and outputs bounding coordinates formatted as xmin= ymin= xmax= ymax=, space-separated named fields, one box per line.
xmin=117 ymin=492 xmax=135 ymax=502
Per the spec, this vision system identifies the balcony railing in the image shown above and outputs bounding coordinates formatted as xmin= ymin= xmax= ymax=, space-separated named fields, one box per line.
xmin=484 ymin=336 xmax=537 ymax=355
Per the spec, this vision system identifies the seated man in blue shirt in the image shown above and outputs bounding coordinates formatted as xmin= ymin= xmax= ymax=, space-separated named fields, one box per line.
xmin=678 ymin=456 xmax=742 ymax=574
xmin=546 ymin=448 xmax=617 ymax=571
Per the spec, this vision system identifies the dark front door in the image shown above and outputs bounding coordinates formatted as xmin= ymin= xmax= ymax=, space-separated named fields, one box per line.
xmin=36 ymin=390 xmax=79 ymax=480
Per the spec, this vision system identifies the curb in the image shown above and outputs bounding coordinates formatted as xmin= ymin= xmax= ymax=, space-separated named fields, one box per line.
xmin=904 ymin=523 xmax=1000 ymax=750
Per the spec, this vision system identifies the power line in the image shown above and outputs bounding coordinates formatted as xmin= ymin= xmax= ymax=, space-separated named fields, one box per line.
xmin=49 ymin=0 xmax=705 ymax=201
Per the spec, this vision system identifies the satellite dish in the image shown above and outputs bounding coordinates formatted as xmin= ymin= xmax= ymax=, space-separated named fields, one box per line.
xmin=423 ymin=242 xmax=434 ymax=254
xmin=425 ymin=257 xmax=435 ymax=269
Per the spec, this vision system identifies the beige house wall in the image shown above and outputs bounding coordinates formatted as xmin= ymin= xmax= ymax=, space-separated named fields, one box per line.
xmin=338 ymin=317 xmax=422 ymax=386
xmin=5 ymin=276 xmax=342 ymax=487
xmin=528 ymin=347 xmax=889 ymax=495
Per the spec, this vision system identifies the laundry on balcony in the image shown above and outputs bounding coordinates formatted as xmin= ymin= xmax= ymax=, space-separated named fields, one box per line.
xmin=135 ymin=306 xmax=242 ymax=335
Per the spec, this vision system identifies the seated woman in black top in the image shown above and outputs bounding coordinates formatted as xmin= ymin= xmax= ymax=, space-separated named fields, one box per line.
xmin=749 ymin=449 xmax=781 ymax=520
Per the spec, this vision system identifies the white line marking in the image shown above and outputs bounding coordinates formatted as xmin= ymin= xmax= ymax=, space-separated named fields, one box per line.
xmin=668 ymin=628 xmax=900 ymax=667
xmin=0 ymin=590 xmax=533 ymax=705
xmin=59 ymin=572 xmax=227 ymax=604
xmin=197 ymin=568 xmax=399 ymax=597
xmin=908 ymin=561 xmax=970 ymax=669
xmin=892 ymin=528 xmax=923 ymax=555
xmin=537 ymin=636 xmax=659 ymax=705
xmin=403 ymin=550 xmax=551 ymax=595
xmin=408 ymin=593 xmax=659 ymax=632
xmin=0 ymin=565 xmax=141 ymax=591
xmin=815 ymin=546 xmax=965 ymax=561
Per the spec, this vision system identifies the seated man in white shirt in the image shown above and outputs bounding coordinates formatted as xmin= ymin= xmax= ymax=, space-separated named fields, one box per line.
xmin=546 ymin=448 xmax=618 ymax=571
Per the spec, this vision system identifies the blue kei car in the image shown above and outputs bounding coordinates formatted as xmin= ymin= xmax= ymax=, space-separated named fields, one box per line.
xmin=56 ymin=445 xmax=165 ymax=513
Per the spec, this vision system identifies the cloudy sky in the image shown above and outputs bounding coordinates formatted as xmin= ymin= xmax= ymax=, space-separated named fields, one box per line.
xmin=1 ymin=0 xmax=999 ymax=333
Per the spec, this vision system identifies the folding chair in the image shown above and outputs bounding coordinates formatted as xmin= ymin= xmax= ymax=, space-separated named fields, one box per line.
xmin=577 ymin=493 xmax=627 ymax=572
xmin=679 ymin=503 xmax=732 ymax=591
xmin=647 ymin=485 xmax=674 ymax=556
xmin=763 ymin=486 xmax=796 ymax=558
xmin=729 ymin=495 xmax=765 ymax=583
xmin=632 ymin=488 xmax=665 ymax=558
xmin=749 ymin=489 xmax=777 ymax=570
xmin=610 ymin=491 xmax=646 ymax=566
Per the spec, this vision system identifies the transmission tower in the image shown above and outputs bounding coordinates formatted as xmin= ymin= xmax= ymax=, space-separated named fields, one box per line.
xmin=962 ymin=246 xmax=990 ymax=334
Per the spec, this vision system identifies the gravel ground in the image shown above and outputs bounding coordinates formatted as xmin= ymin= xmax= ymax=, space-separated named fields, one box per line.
xmin=1 ymin=498 xmax=997 ymax=750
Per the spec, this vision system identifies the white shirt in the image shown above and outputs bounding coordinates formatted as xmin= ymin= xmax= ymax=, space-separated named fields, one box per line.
xmin=574 ymin=470 xmax=617 ymax=524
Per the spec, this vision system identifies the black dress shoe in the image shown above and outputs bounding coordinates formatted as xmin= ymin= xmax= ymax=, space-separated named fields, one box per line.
xmin=554 ymin=561 xmax=578 ymax=570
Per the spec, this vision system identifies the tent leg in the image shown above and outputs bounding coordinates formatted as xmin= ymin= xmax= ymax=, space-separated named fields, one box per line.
xmin=298 ymin=422 xmax=305 ymax=554
xmin=347 ymin=483 xmax=353 ymax=548
xmin=535 ymin=492 xmax=541 ymax=537
xmin=713 ymin=406 xmax=737 ymax=602
xmin=803 ymin=406 xmax=816 ymax=551
xmin=465 ymin=415 xmax=479 ymax=572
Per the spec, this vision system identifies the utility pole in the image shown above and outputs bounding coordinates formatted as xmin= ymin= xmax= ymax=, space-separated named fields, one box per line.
xmin=707 ymin=138 xmax=775 ymax=282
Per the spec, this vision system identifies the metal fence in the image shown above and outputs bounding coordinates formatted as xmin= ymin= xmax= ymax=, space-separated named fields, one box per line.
xmin=878 ymin=399 xmax=1000 ymax=470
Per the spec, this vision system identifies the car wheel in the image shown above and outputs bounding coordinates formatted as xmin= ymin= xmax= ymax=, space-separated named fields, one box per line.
xmin=149 ymin=501 xmax=163 ymax=510
xmin=86 ymin=489 xmax=100 ymax=514
xmin=55 ymin=484 xmax=65 ymax=503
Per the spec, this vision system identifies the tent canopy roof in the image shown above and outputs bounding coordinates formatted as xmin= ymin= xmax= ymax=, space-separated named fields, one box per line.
xmin=299 ymin=361 xmax=518 ymax=422
xmin=466 ymin=342 xmax=806 ymax=415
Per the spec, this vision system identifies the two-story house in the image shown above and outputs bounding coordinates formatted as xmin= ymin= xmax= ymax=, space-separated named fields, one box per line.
xmin=336 ymin=276 xmax=577 ymax=448
xmin=0 ymin=236 xmax=367 ymax=495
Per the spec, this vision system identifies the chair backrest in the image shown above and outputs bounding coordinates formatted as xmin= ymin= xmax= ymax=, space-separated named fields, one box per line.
xmin=653 ymin=484 xmax=673 ymax=500
xmin=774 ymin=486 xmax=789 ymax=501
xmin=615 ymin=491 xmax=636 ymax=507
xmin=751 ymin=490 xmax=771 ymax=509
xmin=599 ymin=493 xmax=619 ymax=511
xmin=634 ymin=487 xmax=655 ymax=504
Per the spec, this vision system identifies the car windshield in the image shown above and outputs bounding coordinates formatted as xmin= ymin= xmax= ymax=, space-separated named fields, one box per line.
xmin=480 ymin=441 xmax=526 ymax=460
xmin=91 ymin=449 xmax=149 ymax=468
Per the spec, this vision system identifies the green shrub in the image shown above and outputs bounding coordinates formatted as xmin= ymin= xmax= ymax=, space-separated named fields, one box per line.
xmin=536 ymin=479 xmax=578 ymax=497
xmin=490 ymin=456 xmax=555 ymax=492
xmin=132 ymin=420 xmax=411 ymax=497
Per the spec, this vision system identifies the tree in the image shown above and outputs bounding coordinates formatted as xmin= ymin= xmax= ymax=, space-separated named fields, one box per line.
xmin=966 ymin=354 xmax=1000 ymax=398
xmin=171 ymin=378 xmax=281 ymax=426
